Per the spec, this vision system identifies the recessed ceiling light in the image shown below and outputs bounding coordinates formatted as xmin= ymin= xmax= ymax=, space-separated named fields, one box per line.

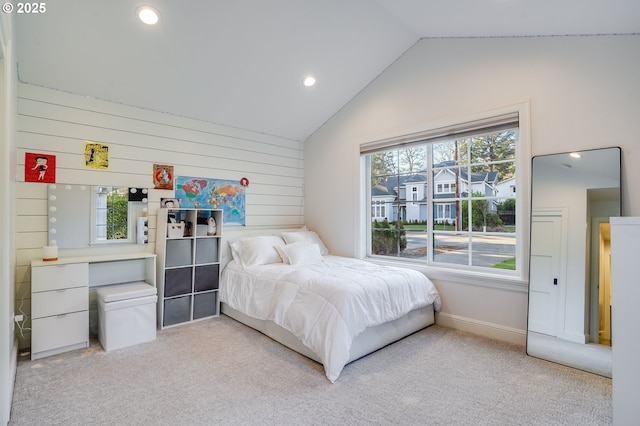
xmin=569 ymin=152 xmax=581 ymax=159
xmin=303 ymin=76 xmax=316 ymax=87
xmin=137 ymin=5 xmax=160 ymax=25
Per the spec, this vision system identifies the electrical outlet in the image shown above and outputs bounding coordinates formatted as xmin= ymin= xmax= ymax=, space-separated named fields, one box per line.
xmin=14 ymin=314 xmax=24 ymax=322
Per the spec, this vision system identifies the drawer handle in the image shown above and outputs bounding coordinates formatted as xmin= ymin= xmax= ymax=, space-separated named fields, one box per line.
xmin=56 ymin=289 xmax=66 ymax=293
xmin=57 ymin=314 xmax=67 ymax=318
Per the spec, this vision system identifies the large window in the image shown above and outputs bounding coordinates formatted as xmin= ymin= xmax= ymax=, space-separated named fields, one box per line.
xmin=363 ymin=111 xmax=521 ymax=275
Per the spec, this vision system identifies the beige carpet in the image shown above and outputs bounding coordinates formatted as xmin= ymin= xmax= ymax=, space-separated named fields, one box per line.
xmin=10 ymin=316 xmax=612 ymax=425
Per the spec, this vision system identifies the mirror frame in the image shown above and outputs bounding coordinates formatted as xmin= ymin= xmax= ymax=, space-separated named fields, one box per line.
xmin=48 ymin=184 xmax=149 ymax=249
xmin=526 ymin=147 xmax=621 ymax=377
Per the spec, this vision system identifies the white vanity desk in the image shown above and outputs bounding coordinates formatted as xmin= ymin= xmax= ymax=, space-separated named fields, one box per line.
xmin=30 ymin=252 xmax=156 ymax=360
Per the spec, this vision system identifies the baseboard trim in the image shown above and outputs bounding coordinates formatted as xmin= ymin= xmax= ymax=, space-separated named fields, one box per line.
xmin=435 ymin=312 xmax=526 ymax=346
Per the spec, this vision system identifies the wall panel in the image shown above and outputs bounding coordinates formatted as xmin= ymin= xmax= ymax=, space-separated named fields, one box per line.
xmin=14 ymin=83 xmax=304 ymax=349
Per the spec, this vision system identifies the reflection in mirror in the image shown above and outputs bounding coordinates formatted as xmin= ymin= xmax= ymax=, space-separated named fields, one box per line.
xmin=48 ymin=184 xmax=149 ymax=249
xmin=527 ymin=147 xmax=620 ymax=377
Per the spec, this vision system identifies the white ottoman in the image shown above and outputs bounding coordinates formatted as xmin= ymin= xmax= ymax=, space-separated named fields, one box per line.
xmin=97 ymin=282 xmax=157 ymax=351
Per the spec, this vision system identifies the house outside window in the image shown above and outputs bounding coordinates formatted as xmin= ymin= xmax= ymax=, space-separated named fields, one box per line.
xmin=362 ymin=110 xmax=522 ymax=275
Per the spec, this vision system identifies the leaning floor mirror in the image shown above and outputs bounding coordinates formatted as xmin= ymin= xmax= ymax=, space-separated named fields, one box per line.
xmin=527 ymin=147 xmax=620 ymax=377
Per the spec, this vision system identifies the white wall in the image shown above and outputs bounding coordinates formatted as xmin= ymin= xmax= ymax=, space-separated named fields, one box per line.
xmin=0 ymin=57 xmax=9 ymax=426
xmin=14 ymin=83 xmax=304 ymax=349
xmin=304 ymin=35 xmax=640 ymax=341
xmin=1 ymin=11 xmax=17 ymax=425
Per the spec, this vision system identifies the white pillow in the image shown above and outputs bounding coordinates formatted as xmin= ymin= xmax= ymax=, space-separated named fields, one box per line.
xmin=280 ymin=230 xmax=329 ymax=255
xmin=229 ymin=235 xmax=285 ymax=269
xmin=275 ymin=241 xmax=312 ymax=264
xmin=278 ymin=242 xmax=323 ymax=266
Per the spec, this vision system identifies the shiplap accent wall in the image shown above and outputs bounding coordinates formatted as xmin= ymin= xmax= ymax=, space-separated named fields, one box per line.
xmin=14 ymin=83 xmax=304 ymax=349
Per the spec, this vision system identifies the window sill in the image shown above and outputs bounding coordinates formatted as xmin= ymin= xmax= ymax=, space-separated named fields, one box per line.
xmin=364 ymin=256 xmax=528 ymax=293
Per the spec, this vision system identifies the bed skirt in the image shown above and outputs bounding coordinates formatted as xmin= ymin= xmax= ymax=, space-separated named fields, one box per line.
xmin=221 ymin=302 xmax=436 ymax=365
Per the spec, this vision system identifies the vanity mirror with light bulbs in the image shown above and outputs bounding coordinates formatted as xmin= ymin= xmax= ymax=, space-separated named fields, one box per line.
xmin=47 ymin=184 xmax=150 ymax=249
xmin=37 ymin=183 xmax=157 ymax=349
xmin=527 ymin=147 xmax=620 ymax=377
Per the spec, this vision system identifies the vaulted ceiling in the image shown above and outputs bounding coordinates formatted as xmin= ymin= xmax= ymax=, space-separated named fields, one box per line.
xmin=14 ymin=0 xmax=640 ymax=141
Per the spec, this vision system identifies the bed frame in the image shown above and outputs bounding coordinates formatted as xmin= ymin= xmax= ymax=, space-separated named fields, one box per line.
xmin=221 ymin=303 xmax=435 ymax=365
xmin=218 ymin=227 xmax=436 ymax=367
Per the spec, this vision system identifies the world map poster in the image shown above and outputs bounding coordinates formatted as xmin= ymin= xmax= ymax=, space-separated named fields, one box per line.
xmin=175 ymin=176 xmax=246 ymax=226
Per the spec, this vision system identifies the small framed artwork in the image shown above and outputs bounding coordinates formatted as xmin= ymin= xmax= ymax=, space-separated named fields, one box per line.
xmin=153 ymin=164 xmax=174 ymax=190
xmin=25 ymin=152 xmax=56 ymax=183
xmin=84 ymin=141 xmax=109 ymax=169
xmin=160 ymin=198 xmax=180 ymax=208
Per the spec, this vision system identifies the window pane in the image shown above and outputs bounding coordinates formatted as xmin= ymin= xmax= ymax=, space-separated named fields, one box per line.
xmin=398 ymin=146 xmax=426 ymax=175
xmin=371 ymin=151 xmax=399 ymax=179
xmin=459 ymin=199 xmax=471 ymax=231
xmin=371 ymin=174 xmax=398 ymax=222
xmin=471 ymin=234 xmax=516 ymax=269
xmin=433 ymin=233 xmax=469 ymax=265
xmin=432 ymin=140 xmax=469 ymax=166
xmin=404 ymin=226 xmax=428 ymax=259
xmin=371 ymin=225 xmax=405 ymax=257
xmin=461 ymin=164 xmax=496 ymax=199
xmin=463 ymin=199 xmax=494 ymax=230
xmin=433 ymin=202 xmax=457 ymax=229
xmin=469 ymin=130 xmax=516 ymax=165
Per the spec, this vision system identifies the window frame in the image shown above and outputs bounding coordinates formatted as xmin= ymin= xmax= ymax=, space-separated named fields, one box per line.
xmin=360 ymin=103 xmax=531 ymax=284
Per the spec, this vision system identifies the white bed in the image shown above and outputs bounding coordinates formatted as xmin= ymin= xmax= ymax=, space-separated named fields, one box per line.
xmin=219 ymin=230 xmax=441 ymax=382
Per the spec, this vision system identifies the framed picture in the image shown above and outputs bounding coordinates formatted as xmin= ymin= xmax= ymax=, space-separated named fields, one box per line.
xmin=160 ymin=198 xmax=180 ymax=208
xmin=84 ymin=142 xmax=109 ymax=169
xmin=25 ymin=152 xmax=56 ymax=183
xmin=153 ymin=164 xmax=174 ymax=190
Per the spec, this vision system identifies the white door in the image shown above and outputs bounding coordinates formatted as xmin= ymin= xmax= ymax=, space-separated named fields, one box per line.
xmin=529 ymin=212 xmax=564 ymax=336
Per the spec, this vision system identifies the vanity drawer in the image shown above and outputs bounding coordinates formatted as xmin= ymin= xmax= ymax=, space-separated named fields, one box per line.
xmin=31 ymin=263 xmax=89 ymax=292
xmin=31 ymin=311 xmax=89 ymax=354
xmin=31 ymin=287 xmax=88 ymax=319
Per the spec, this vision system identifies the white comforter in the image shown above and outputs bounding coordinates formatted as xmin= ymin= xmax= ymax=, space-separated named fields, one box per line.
xmin=220 ymin=256 xmax=441 ymax=382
